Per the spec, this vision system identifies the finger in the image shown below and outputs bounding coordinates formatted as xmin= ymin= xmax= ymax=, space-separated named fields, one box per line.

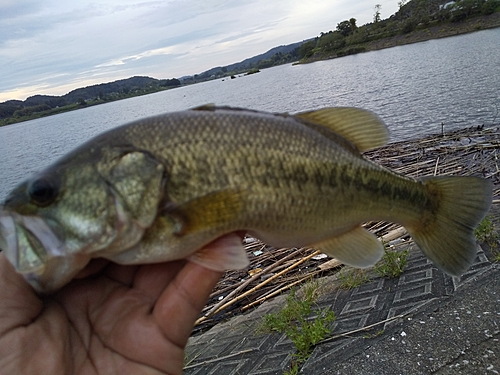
xmin=0 ymin=254 xmax=42 ymax=335
xmin=133 ymin=260 xmax=185 ymax=301
xmin=153 ymin=261 xmax=223 ymax=348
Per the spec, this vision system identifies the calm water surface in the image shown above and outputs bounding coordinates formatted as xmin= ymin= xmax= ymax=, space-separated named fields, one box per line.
xmin=1 ymin=29 xmax=499 ymax=200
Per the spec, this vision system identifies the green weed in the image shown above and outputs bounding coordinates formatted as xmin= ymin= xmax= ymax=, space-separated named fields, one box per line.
xmin=374 ymin=246 xmax=410 ymax=278
xmin=260 ymin=280 xmax=336 ymax=373
xmin=337 ymin=268 xmax=369 ymax=289
xmin=475 ymin=216 xmax=498 ymax=247
xmin=363 ymin=329 xmax=384 ymax=339
xmin=284 ymin=363 xmax=300 ymax=375
xmin=475 ymin=216 xmax=500 ymax=262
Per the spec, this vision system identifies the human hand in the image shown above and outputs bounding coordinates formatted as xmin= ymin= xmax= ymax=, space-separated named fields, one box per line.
xmin=0 ymin=243 xmax=224 ymax=374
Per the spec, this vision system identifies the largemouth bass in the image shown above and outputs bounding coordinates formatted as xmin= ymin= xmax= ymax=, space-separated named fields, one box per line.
xmin=0 ymin=106 xmax=492 ymax=293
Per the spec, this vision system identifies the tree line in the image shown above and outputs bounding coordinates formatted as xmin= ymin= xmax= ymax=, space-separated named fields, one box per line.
xmin=297 ymin=0 xmax=500 ymax=60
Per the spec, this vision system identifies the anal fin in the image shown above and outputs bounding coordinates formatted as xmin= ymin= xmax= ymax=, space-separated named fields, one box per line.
xmin=312 ymin=226 xmax=384 ymax=268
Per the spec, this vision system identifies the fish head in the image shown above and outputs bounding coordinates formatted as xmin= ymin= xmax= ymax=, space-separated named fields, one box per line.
xmin=0 ymin=146 xmax=166 ymax=293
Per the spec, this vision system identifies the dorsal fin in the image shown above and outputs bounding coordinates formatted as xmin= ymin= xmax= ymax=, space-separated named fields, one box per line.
xmin=295 ymin=107 xmax=390 ymax=152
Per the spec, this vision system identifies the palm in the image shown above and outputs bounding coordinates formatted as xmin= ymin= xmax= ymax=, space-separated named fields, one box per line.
xmin=0 ymin=256 xmax=222 ymax=375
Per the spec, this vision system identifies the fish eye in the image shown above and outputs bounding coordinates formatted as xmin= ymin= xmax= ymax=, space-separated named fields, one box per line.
xmin=28 ymin=177 xmax=60 ymax=207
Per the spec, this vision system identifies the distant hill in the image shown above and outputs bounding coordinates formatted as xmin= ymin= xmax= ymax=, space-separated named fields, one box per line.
xmin=0 ymin=76 xmax=181 ymax=119
xmin=186 ymin=40 xmax=311 ymax=82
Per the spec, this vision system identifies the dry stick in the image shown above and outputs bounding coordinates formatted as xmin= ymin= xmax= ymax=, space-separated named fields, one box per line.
xmin=199 ymin=247 xmax=311 ymax=321
xmin=208 ymin=282 xmax=241 ymax=300
xmin=276 ymin=268 xmax=323 ymax=284
xmin=195 ymin=249 xmax=321 ymax=325
xmin=183 ymin=349 xmax=255 ymax=370
xmin=207 ymin=247 xmax=297 ymax=301
xmin=433 ymin=157 xmax=440 ymax=176
xmin=199 ymin=249 xmax=320 ymax=323
xmin=318 ymin=313 xmax=406 ymax=345
xmin=241 ymin=271 xmax=322 ymax=312
xmin=487 ymin=170 xmax=500 ymax=178
xmin=250 ymin=273 xmax=309 ymax=300
xmin=381 ymin=226 xmax=407 ymax=242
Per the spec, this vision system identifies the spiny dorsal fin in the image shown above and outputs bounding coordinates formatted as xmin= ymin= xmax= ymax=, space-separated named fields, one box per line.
xmin=295 ymin=107 xmax=390 ymax=152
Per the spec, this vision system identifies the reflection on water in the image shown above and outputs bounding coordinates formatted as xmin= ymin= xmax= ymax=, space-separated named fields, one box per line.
xmin=1 ymin=28 xmax=499 ymax=200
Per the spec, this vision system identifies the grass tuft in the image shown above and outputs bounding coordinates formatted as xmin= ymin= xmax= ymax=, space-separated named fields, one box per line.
xmin=475 ymin=216 xmax=500 ymax=261
xmin=374 ymin=245 xmax=409 ymax=278
xmin=337 ymin=268 xmax=369 ymax=289
xmin=259 ymin=280 xmax=336 ymax=373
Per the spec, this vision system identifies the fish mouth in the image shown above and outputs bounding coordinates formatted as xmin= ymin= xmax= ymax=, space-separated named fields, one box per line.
xmin=0 ymin=211 xmax=66 ymax=292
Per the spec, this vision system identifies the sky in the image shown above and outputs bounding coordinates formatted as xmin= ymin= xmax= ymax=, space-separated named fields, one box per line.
xmin=0 ymin=0 xmax=399 ymax=102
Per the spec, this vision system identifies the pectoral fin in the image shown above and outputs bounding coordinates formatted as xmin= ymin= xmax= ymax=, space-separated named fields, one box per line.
xmin=165 ymin=188 xmax=246 ymax=235
xmin=165 ymin=189 xmax=249 ymax=270
xmin=188 ymin=233 xmax=249 ymax=271
xmin=312 ymin=226 xmax=384 ymax=268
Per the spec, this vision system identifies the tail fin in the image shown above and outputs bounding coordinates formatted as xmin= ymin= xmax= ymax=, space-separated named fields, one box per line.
xmin=406 ymin=176 xmax=492 ymax=276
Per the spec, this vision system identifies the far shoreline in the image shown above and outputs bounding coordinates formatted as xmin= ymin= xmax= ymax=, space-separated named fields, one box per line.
xmin=297 ymin=13 xmax=500 ymax=65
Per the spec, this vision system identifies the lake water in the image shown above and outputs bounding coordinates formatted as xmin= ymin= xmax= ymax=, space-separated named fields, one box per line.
xmin=1 ymin=28 xmax=499 ymax=201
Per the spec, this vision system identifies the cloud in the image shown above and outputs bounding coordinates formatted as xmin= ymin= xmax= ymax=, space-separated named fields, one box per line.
xmin=0 ymin=0 xmax=399 ymax=101
xmin=0 ymin=0 xmax=43 ymax=19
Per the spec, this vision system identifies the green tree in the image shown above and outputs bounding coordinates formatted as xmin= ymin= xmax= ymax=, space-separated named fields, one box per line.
xmin=401 ymin=19 xmax=417 ymax=33
xmin=374 ymin=4 xmax=382 ymax=23
xmin=337 ymin=20 xmax=353 ymax=36
xmin=482 ymin=0 xmax=499 ymax=14
xmin=347 ymin=27 xmax=370 ymax=45
xmin=298 ymin=40 xmax=316 ymax=59
xmin=257 ymin=58 xmax=273 ymax=69
xmin=349 ymin=18 xmax=357 ymax=30
xmin=398 ymin=0 xmax=408 ymax=10
xmin=167 ymin=78 xmax=181 ymax=87
xmin=456 ymin=0 xmax=484 ymax=16
xmin=317 ymin=31 xmax=346 ymax=52
xmin=0 ymin=104 xmax=22 ymax=119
